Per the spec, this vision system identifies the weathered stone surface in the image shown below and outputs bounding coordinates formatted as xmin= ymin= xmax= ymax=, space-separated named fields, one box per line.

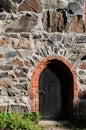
xmin=0 ymin=105 xmax=7 ymax=112
xmin=5 ymin=13 xmax=38 ymax=32
xmin=78 ymin=71 xmax=86 ymax=76
xmin=14 ymin=67 xmax=27 ymax=77
xmin=0 ymin=0 xmax=16 ymax=12
xmin=0 ymin=65 xmax=13 ymax=70
xmin=7 ymin=86 xmax=20 ymax=97
xmin=0 ymin=87 xmax=8 ymax=96
xmin=0 ymin=54 xmax=4 ymax=58
xmin=43 ymin=10 xmax=68 ymax=32
xmin=10 ymin=58 xmax=24 ymax=66
xmin=14 ymin=83 xmax=28 ymax=90
xmin=12 ymin=0 xmax=22 ymax=4
xmin=5 ymin=51 xmax=18 ymax=58
xmin=68 ymin=2 xmax=82 ymax=14
xmin=0 ymin=72 xmax=8 ymax=78
xmin=79 ymin=79 xmax=86 ymax=85
xmin=24 ymin=60 xmax=31 ymax=68
xmin=0 ymin=37 xmax=10 ymax=46
xmin=78 ymin=0 xmax=84 ymax=6
xmin=18 ymin=49 xmax=30 ymax=58
xmin=20 ymin=33 xmax=30 ymax=38
xmin=0 ymin=13 xmax=7 ymax=20
xmin=79 ymin=62 xmax=86 ymax=69
xmin=7 ymin=105 xmax=29 ymax=113
xmin=78 ymin=99 xmax=86 ymax=118
xmin=19 ymin=0 xmax=42 ymax=13
xmin=20 ymin=96 xmax=29 ymax=104
xmin=0 ymin=78 xmax=12 ymax=88
xmin=44 ymin=0 xmax=67 ymax=9
xmin=0 ymin=0 xmax=86 ymax=118
xmin=69 ymin=15 xmax=85 ymax=33
xmin=78 ymin=90 xmax=86 ymax=99
xmin=13 ymin=39 xmax=32 ymax=50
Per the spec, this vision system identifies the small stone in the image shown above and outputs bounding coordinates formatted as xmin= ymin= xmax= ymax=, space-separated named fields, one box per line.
xmin=78 ymin=90 xmax=86 ymax=99
xmin=20 ymin=96 xmax=29 ymax=104
xmin=15 ymin=72 xmax=27 ymax=77
xmin=0 ymin=87 xmax=8 ymax=96
xmin=78 ymin=71 xmax=86 ymax=76
xmin=36 ymin=41 xmax=44 ymax=47
xmin=0 ymin=78 xmax=12 ymax=88
xmin=0 ymin=37 xmax=10 ymax=46
xmin=7 ymin=88 xmax=15 ymax=97
xmin=0 ymin=65 xmax=13 ymax=70
xmin=80 ymin=79 xmax=86 ymax=85
xmin=0 ymin=105 xmax=7 ymax=112
xmin=13 ymin=39 xmax=32 ymax=50
xmin=7 ymin=105 xmax=29 ymax=113
xmin=18 ymin=49 xmax=28 ymax=58
xmin=5 ymin=51 xmax=18 ymax=58
xmin=24 ymin=60 xmax=31 ymax=68
xmin=14 ymin=83 xmax=28 ymax=90
xmin=10 ymin=58 xmax=24 ymax=66
xmin=20 ymin=33 xmax=30 ymax=38
xmin=7 ymin=86 xmax=20 ymax=96
xmin=0 ymin=54 xmax=4 ymax=58
xmin=18 ymin=0 xmax=42 ymax=13
xmin=14 ymin=67 xmax=27 ymax=77
xmin=0 ymin=72 xmax=8 ymax=78
xmin=0 ymin=13 xmax=7 ymax=20
xmin=79 ymin=62 xmax=86 ymax=69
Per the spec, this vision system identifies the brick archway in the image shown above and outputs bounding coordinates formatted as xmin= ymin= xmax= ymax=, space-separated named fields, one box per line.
xmin=29 ymin=56 xmax=78 ymax=112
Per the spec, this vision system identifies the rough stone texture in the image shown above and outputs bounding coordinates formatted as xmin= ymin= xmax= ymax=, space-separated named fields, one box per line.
xmin=44 ymin=0 xmax=84 ymax=13
xmin=0 ymin=37 xmax=10 ymax=46
xmin=78 ymin=90 xmax=86 ymax=99
xmin=68 ymin=2 xmax=83 ymax=14
xmin=19 ymin=0 xmax=42 ymax=13
xmin=0 ymin=0 xmax=16 ymax=12
xmin=43 ymin=10 xmax=85 ymax=33
xmin=5 ymin=13 xmax=38 ymax=32
xmin=43 ymin=10 xmax=68 ymax=32
xmin=10 ymin=58 xmax=24 ymax=66
xmin=0 ymin=0 xmax=86 ymax=120
xmin=69 ymin=15 xmax=85 ymax=33
xmin=12 ymin=39 xmax=32 ymax=49
xmin=12 ymin=0 xmax=22 ymax=4
xmin=78 ymin=99 xmax=86 ymax=118
xmin=0 ymin=105 xmax=7 ymax=112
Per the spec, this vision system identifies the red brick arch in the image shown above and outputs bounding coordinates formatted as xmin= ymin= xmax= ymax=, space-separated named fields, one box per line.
xmin=29 ymin=56 xmax=78 ymax=112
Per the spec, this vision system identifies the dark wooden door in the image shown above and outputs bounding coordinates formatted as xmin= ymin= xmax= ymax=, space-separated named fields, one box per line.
xmin=39 ymin=65 xmax=67 ymax=120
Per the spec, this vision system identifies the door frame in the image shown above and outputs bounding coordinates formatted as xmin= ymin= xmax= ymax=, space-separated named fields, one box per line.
xmin=29 ymin=56 xmax=78 ymax=120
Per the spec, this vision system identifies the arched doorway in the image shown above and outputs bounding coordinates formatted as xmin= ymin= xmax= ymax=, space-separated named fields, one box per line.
xmin=39 ymin=59 xmax=73 ymax=120
xmin=30 ymin=56 xmax=78 ymax=120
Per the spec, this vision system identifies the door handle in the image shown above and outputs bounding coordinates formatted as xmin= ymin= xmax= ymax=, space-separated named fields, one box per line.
xmin=37 ymin=90 xmax=45 ymax=95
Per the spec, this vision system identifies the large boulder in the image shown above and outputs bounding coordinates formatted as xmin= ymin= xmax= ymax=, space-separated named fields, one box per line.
xmin=19 ymin=0 xmax=42 ymax=13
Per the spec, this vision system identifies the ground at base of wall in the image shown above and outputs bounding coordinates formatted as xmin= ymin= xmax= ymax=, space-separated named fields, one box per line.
xmin=46 ymin=126 xmax=85 ymax=130
xmin=39 ymin=121 xmax=86 ymax=130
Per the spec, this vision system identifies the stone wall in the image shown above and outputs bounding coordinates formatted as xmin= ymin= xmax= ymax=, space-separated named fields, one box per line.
xmin=0 ymin=0 xmax=86 ymax=119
